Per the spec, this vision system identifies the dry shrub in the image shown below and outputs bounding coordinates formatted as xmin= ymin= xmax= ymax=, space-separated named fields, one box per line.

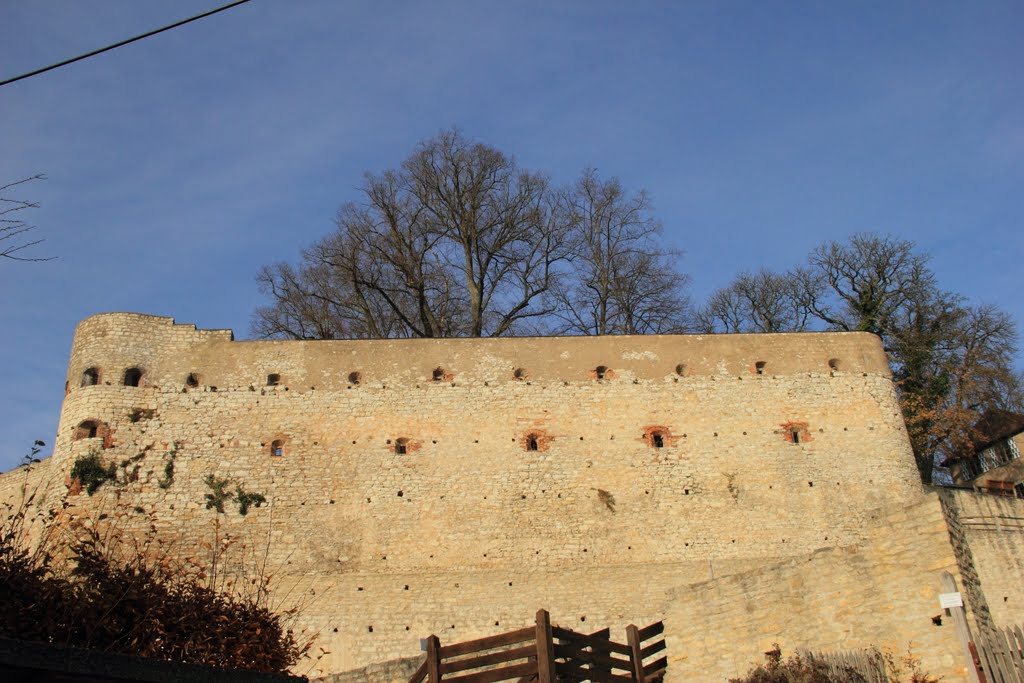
xmin=0 ymin=463 xmax=309 ymax=674
xmin=730 ymin=646 xmax=865 ymax=683
xmin=882 ymin=646 xmax=942 ymax=683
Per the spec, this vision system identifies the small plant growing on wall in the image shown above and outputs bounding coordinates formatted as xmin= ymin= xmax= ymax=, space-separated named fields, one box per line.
xmin=723 ymin=471 xmax=740 ymax=502
xmin=234 ymin=484 xmax=266 ymax=516
xmin=204 ymin=474 xmax=266 ymax=515
xmin=156 ymin=444 xmax=178 ymax=489
xmin=204 ymin=474 xmax=233 ymax=513
xmin=128 ymin=408 xmax=156 ymax=423
xmin=70 ymin=452 xmax=117 ymax=495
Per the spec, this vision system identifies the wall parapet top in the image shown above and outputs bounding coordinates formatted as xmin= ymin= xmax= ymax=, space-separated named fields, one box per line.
xmin=65 ymin=312 xmax=893 ymax=392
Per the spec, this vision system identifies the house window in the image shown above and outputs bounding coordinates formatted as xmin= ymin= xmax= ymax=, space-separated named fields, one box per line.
xmin=513 ymin=368 xmax=527 ymax=381
xmin=123 ymin=367 xmax=144 ymax=387
xmin=595 ymin=366 xmax=608 ymax=380
xmin=960 ymin=457 xmax=982 ymax=481
xmin=791 ymin=428 xmax=801 ymax=445
xmin=432 ymin=368 xmax=445 ymax=382
xmin=267 ymin=373 xmax=281 ymax=386
xmin=348 ymin=371 xmax=362 ymax=385
xmin=526 ymin=434 xmax=539 ymax=451
xmin=755 ymin=361 xmax=766 ymax=375
xmin=652 ymin=432 xmax=665 ymax=448
xmin=828 ymin=358 xmax=840 ymax=372
xmin=395 ymin=438 xmax=409 ymax=455
xmin=980 ymin=439 xmax=1020 ymax=472
xmin=270 ymin=440 xmax=284 ymax=457
xmin=81 ymin=368 xmax=100 ymax=386
xmin=186 ymin=373 xmax=200 ymax=388
xmin=675 ymin=364 xmax=686 ymax=377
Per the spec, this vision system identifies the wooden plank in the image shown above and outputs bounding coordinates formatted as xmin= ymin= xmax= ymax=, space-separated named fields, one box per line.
xmin=552 ymin=626 xmax=632 ymax=656
xmin=1009 ymin=627 xmax=1024 ymax=683
xmin=641 ymin=639 xmax=666 ymax=659
xmin=941 ymin=572 xmax=983 ymax=683
xmin=555 ymin=661 xmax=635 ymax=683
xmin=442 ymin=645 xmax=537 ymax=675
xmin=536 ymin=608 xmax=556 ymax=683
xmin=637 ymin=621 xmax=664 ymax=642
xmin=553 ymin=642 xmax=633 ymax=671
xmin=627 ymin=624 xmax=646 ymax=683
xmin=427 ymin=635 xmax=442 ymax=683
xmin=992 ymin=629 xmax=1017 ymax=683
xmin=984 ymin=634 xmax=1010 ymax=683
xmin=441 ymin=627 xmax=536 ymax=657
xmin=643 ymin=656 xmax=669 ymax=677
xmin=978 ymin=640 xmax=1003 ymax=683
xmin=409 ymin=659 xmax=427 ymax=683
xmin=443 ymin=661 xmax=538 ymax=683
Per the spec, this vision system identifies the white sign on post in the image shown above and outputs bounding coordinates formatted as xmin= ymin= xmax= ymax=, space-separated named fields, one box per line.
xmin=939 ymin=592 xmax=963 ymax=609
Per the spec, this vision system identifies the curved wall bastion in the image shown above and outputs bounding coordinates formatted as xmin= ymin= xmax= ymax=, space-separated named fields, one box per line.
xmin=6 ymin=312 xmax=1023 ymax=681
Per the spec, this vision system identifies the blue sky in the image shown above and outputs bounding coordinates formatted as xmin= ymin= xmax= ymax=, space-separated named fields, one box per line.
xmin=1 ymin=1 xmax=1022 ymax=472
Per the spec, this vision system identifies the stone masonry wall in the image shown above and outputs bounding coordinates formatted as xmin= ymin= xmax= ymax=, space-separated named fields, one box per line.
xmin=940 ymin=489 xmax=1024 ymax=635
xmin=2 ymin=312 xmax=931 ymax=676
xmin=661 ymin=491 xmax=967 ymax=683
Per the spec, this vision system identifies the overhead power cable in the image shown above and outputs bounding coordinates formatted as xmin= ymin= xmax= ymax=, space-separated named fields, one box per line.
xmin=0 ymin=0 xmax=253 ymax=88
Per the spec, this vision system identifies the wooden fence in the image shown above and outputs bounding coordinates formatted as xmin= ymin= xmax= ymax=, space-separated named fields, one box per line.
xmin=976 ymin=625 xmax=1024 ymax=683
xmin=409 ymin=609 xmax=667 ymax=683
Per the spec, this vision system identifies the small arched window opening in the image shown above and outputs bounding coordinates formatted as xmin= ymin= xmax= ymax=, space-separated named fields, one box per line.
xmin=432 ymin=368 xmax=445 ymax=382
xmin=395 ymin=438 xmax=409 ymax=455
xmin=348 ymin=371 xmax=362 ymax=385
xmin=123 ymin=367 xmax=144 ymax=387
xmin=185 ymin=373 xmax=200 ymax=388
xmin=790 ymin=428 xmax=801 ymax=445
xmin=74 ymin=420 xmax=100 ymax=440
xmin=595 ymin=365 xmax=609 ymax=380
xmin=81 ymin=368 xmax=100 ymax=387
xmin=652 ymin=432 xmax=665 ymax=448
xmin=754 ymin=361 xmax=767 ymax=375
xmin=526 ymin=434 xmax=539 ymax=451
xmin=270 ymin=440 xmax=284 ymax=457
xmin=513 ymin=368 xmax=527 ymax=381
xmin=675 ymin=364 xmax=686 ymax=377
xmin=267 ymin=373 xmax=281 ymax=387
xmin=828 ymin=358 xmax=840 ymax=372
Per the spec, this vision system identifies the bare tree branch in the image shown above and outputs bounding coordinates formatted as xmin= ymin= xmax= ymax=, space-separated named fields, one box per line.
xmin=1 ymin=174 xmax=53 ymax=262
xmin=553 ymin=168 xmax=690 ymax=335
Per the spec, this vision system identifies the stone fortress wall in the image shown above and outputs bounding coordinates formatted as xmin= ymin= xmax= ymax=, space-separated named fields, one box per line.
xmin=4 ymin=312 xmax=1022 ymax=681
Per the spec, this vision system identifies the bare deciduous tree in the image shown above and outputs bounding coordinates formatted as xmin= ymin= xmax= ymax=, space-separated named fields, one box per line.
xmin=554 ymin=168 xmax=689 ymax=335
xmin=696 ymin=268 xmax=815 ymax=333
xmin=1 ymin=175 xmax=52 ymax=262
xmin=803 ymin=233 xmax=935 ymax=336
xmin=254 ymin=134 xmax=689 ymax=339
xmin=699 ymin=233 xmax=1022 ymax=483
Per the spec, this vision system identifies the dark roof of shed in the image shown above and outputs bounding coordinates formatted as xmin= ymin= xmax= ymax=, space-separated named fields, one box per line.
xmin=942 ymin=409 xmax=1024 ymax=467
xmin=971 ymin=409 xmax=1024 ymax=452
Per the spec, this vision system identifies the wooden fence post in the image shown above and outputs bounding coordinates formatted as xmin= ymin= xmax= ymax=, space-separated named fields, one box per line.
xmin=426 ymin=634 xmax=442 ymax=683
xmin=627 ymin=624 xmax=645 ymax=682
xmin=536 ymin=609 xmax=556 ymax=683
xmin=941 ymin=572 xmax=983 ymax=683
